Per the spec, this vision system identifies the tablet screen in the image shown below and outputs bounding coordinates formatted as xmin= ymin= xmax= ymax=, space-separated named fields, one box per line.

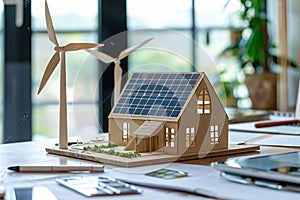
xmin=228 ymin=151 xmax=300 ymax=175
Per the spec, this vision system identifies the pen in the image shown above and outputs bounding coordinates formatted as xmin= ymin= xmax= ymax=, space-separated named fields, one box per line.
xmin=55 ymin=141 xmax=83 ymax=146
xmin=221 ymin=171 xmax=300 ymax=193
xmin=8 ymin=165 xmax=104 ymax=172
xmin=254 ymin=119 xmax=300 ymax=128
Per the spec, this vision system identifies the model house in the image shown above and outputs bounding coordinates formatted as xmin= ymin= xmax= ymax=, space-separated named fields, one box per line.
xmin=109 ymin=72 xmax=228 ymax=155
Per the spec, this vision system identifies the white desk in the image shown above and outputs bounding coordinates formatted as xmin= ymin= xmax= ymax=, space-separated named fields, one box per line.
xmin=0 ymin=137 xmax=299 ymax=199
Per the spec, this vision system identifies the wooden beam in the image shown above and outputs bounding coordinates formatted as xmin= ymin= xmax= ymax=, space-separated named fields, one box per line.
xmin=278 ymin=0 xmax=289 ymax=111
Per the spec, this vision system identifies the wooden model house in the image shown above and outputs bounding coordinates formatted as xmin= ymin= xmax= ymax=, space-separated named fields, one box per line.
xmin=108 ymin=72 xmax=228 ymax=156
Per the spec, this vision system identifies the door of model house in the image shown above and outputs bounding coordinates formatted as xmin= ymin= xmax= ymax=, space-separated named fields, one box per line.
xmin=136 ymin=136 xmax=159 ymax=153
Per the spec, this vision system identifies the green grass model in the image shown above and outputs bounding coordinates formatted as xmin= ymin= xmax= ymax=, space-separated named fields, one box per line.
xmin=83 ymin=143 xmax=141 ymax=158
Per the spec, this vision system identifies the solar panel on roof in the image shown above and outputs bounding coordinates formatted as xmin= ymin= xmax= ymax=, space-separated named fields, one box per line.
xmin=112 ymin=72 xmax=201 ymax=118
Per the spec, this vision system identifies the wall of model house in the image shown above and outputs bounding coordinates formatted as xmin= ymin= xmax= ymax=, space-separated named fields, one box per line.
xmin=178 ymin=76 xmax=228 ymax=156
xmin=268 ymin=0 xmax=300 ymax=108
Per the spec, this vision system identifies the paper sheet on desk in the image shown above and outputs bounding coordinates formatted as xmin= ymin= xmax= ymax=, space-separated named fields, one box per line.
xmin=230 ymin=130 xmax=300 ymax=147
xmin=229 ymin=121 xmax=300 ymax=135
xmin=33 ymin=176 xmax=209 ymax=200
xmin=104 ymin=163 xmax=300 ymax=200
xmin=229 ymin=111 xmax=300 ymax=135
xmin=2 ymin=164 xmax=300 ymax=200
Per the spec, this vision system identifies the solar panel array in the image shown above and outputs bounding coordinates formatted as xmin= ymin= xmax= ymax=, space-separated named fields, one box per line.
xmin=112 ymin=72 xmax=201 ymax=118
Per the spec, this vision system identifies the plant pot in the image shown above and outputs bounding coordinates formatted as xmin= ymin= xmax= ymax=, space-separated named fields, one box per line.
xmin=230 ymin=29 xmax=243 ymax=45
xmin=245 ymin=73 xmax=277 ymax=110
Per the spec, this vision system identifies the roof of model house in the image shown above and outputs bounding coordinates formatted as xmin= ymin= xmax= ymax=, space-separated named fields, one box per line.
xmin=109 ymin=72 xmax=213 ymax=121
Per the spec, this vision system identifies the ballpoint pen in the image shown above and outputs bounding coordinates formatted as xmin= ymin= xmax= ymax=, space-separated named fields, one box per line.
xmin=254 ymin=119 xmax=300 ymax=128
xmin=220 ymin=171 xmax=300 ymax=193
xmin=8 ymin=165 xmax=104 ymax=172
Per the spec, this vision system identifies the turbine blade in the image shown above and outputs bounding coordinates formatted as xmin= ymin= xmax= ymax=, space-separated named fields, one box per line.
xmin=86 ymin=49 xmax=115 ymax=64
xmin=63 ymin=43 xmax=104 ymax=52
xmin=118 ymin=37 xmax=154 ymax=60
xmin=37 ymin=52 xmax=60 ymax=94
xmin=45 ymin=0 xmax=59 ymax=46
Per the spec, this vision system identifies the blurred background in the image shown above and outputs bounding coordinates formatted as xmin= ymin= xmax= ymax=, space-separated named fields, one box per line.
xmin=0 ymin=0 xmax=299 ymax=143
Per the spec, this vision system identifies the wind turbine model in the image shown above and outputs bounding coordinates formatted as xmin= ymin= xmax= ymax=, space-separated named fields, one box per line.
xmin=86 ymin=37 xmax=154 ymax=105
xmin=38 ymin=0 xmax=103 ymax=149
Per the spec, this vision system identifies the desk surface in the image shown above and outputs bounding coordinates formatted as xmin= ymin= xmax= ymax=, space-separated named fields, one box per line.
xmin=0 ymin=137 xmax=299 ymax=199
xmin=0 ymin=136 xmax=297 ymax=167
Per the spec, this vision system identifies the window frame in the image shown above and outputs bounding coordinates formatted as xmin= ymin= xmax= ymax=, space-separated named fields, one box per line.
xmin=2 ymin=0 xmax=239 ymax=143
xmin=3 ymin=2 xmax=32 ymax=143
xmin=2 ymin=0 xmax=127 ymax=143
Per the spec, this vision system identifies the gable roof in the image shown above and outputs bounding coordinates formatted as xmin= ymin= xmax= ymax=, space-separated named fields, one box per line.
xmin=109 ymin=72 xmax=204 ymax=121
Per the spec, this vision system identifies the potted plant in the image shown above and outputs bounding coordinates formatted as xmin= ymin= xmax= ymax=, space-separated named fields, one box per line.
xmin=223 ymin=0 xmax=278 ymax=110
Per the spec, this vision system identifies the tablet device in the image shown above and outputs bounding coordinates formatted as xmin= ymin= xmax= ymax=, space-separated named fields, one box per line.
xmin=5 ymin=186 xmax=57 ymax=200
xmin=212 ymin=151 xmax=300 ymax=191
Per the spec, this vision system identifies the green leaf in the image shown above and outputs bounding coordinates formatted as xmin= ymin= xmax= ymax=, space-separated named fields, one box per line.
xmin=245 ymin=29 xmax=265 ymax=63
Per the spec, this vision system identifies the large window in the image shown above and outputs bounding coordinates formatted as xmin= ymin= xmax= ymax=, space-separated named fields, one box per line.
xmin=127 ymin=0 xmax=193 ymax=73
xmin=127 ymin=0 xmax=241 ymax=73
xmin=1 ymin=0 xmax=242 ymax=142
xmin=32 ymin=0 xmax=99 ymax=140
xmin=126 ymin=0 xmax=242 ymax=110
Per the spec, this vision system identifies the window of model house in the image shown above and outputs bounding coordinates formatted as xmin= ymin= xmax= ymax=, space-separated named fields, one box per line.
xmin=170 ymin=128 xmax=175 ymax=147
xmin=165 ymin=127 xmax=175 ymax=148
xmin=122 ymin=122 xmax=129 ymax=142
xmin=210 ymin=125 xmax=219 ymax=144
xmin=186 ymin=127 xmax=195 ymax=147
xmin=197 ymin=89 xmax=211 ymax=114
